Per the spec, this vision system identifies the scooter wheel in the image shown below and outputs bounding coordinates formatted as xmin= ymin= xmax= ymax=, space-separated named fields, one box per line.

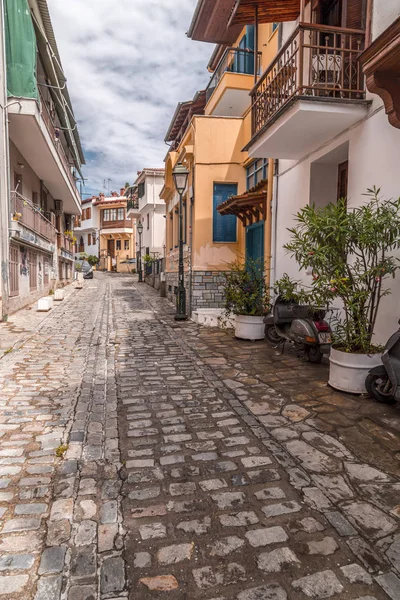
xmin=365 ymin=372 xmax=396 ymax=404
xmin=305 ymin=346 xmax=323 ymax=364
xmin=265 ymin=325 xmax=281 ymax=344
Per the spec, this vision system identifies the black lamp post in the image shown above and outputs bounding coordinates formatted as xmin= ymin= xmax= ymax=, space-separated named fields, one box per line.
xmin=172 ymin=162 xmax=189 ymax=321
xmin=137 ymin=221 xmax=143 ymax=283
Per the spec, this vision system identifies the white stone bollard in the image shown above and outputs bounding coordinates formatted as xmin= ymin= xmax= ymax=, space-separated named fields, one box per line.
xmin=37 ymin=297 xmax=53 ymax=312
xmin=54 ymin=289 xmax=65 ymax=301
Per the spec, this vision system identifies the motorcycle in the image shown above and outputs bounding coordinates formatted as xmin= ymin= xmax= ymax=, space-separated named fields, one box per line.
xmin=366 ymin=321 xmax=400 ymax=404
xmin=265 ymin=296 xmax=332 ymax=363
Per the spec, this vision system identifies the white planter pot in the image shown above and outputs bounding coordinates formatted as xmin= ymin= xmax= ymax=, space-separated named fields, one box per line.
xmin=235 ymin=315 xmax=265 ymax=341
xmin=329 ymin=347 xmax=382 ymax=394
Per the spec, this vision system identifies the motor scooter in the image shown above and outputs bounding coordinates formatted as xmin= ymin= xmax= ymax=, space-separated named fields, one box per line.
xmin=366 ymin=321 xmax=400 ymax=404
xmin=265 ymin=296 xmax=332 ymax=363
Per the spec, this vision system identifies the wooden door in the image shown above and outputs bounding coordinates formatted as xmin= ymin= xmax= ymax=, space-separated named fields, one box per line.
xmin=337 ymin=160 xmax=348 ymax=201
xmin=107 ymin=239 xmax=115 ymax=257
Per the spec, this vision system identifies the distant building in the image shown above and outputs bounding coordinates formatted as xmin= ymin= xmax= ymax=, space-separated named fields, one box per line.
xmin=129 ymin=169 xmax=165 ymax=261
xmin=73 ymin=198 xmax=100 ymax=260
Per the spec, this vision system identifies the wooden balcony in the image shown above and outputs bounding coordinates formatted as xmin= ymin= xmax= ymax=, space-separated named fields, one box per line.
xmin=250 ymin=23 xmax=366 ymax=140
xmin=100 ymin=219 xmax=134 ymax=230
xmin=11 ymin=192 xmax=56 ymax=243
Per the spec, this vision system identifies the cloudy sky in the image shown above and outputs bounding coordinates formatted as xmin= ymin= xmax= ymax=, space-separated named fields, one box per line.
xmin=49 ymin=0 xmax=212 ymax=197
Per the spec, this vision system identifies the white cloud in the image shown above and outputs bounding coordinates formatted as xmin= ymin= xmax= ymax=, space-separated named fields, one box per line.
xmin=48 ymin=0 xmax=212 ymax=195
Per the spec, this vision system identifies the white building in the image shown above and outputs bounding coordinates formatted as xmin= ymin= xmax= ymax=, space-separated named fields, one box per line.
xmin=239 ymin=0 xmax=400 ymax=344
xmin=128 ymin=169 xmax=166 ymax=260
xmin=74 ymin=198 xmax=100 ymax=260
xmin=1 ymin=0 xmax=84 ymax=317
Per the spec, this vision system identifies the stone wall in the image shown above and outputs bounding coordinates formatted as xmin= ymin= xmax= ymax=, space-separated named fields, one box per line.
xmin=165 ymin=270 xmax=227 ymax=315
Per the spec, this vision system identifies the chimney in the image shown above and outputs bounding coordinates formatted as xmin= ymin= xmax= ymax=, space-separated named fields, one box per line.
xmin=112 ymin=191 xmax=118 ymax=197
xmin=99 ymin=192 xmax=105 ymax=200
xmin=120 ymin=187 xmax=126 ymax=196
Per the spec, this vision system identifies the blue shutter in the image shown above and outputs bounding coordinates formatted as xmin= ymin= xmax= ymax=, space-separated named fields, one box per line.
xmin=213 ymin=183 xmax=238 ymax=243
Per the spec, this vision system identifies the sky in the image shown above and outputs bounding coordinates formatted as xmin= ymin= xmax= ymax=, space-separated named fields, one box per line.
xmin=49 ymin=0 xmax=212 ymax=197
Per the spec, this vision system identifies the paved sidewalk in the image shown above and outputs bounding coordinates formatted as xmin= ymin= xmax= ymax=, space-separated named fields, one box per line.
xmin=0 ymin=273 xmax=399 ymax=599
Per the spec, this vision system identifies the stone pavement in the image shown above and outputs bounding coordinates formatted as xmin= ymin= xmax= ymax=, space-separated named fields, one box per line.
xmin=0 ymin=273 xmax=400 ymax=599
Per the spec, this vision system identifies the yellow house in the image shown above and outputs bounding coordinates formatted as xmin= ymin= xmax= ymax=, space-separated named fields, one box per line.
xmin=160 ymin=12 xmax=278 ymax=315
xmin=95 ymin=191 xmax=136 ymax=273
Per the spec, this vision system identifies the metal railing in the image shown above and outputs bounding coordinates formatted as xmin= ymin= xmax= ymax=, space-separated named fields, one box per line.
xmin=127 ymin=199 xmax=139 ymax=211
xmin=251 ymin=23 xmax=365 ymax=137
xmin=206 ymin=47 xmax=262 ymax=102
xmin=39 ymin=89 xmax=79 ymax=193
xmin=11 ymin=191 xmax=56 ymax=242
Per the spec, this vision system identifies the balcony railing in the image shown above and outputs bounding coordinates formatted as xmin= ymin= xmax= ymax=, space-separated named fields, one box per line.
xmin=127 ymin=199 xmax=139 ymax=211
xmin=206 ymin=47 xmax=262 ymax=102
xmin=11 ymin=191 xmax=56 ymax=243
xmin=57 ymin=233 xmax=74 ymax=254
xmin=100 ymin=219 xmax=134 ymax=230
xmin=251 ymin=23 xmax=366 ymax=137
xmin=39 ymin=89 xmax=79 ymax=193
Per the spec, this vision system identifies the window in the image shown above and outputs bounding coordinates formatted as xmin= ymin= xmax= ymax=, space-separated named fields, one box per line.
xmin=9 ymin=246 xmax=19 ymax=297
xmin=87 ymin=207 xmax=91 ymax=219
xmin=272 ymin=23 xmax=278 ymax=32
xmin=147 ymin=213 xmax=150 ymax=230
xmin=117 ymin=208 xmax=124 ymax=220
xmin=213 ymin=183 xmax=238 ymax=243
xmin=124 ymin=240 xmax=129 ymax=250
xmin=138 ymin=182 xmax=145 ymax=198
xmin=116 ymin=240 xmax=121 ymax=251
xmin=246 ymin=159 xmax=268 ymax=190
xmin=103 ymin=209 xmax=118 ymax=221
xmin=88 ymin=233 xmax=92 ymax=246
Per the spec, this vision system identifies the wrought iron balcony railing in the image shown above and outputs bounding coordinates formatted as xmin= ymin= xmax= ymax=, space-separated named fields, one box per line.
xmin=11 ymin=191 xmax=56 ymax=243
xmin=206 ymin=47 xmax=262 ymax=103
xmin=251 ymin=23 xmax=366 ymax=138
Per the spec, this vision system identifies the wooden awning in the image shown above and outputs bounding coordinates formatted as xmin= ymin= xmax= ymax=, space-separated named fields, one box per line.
xmin=217 ymin=179 xmax=268 ymax=226
xmin=231 ymin=0 xmax=301 ymax=26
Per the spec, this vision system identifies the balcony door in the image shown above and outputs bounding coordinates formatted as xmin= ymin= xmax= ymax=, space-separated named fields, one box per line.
xmin=312 ymin=0 xmax=365 ymax=29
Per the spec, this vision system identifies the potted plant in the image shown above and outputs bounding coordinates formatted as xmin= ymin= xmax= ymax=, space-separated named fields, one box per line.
xmin=284 ymin=188 xmax=400 ymax=393
xmin=223 ymin=259 xmax=271 ymax=341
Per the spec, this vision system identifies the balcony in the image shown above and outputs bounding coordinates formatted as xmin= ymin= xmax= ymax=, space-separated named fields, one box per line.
xmin=248 ymin=24 xmax=369 ymax=160
xmin=127 ymin=199 xmax=140 ymax=219
xmin=57 ymin=233 xmax=74 ymax=258
xmin=100 ymin=219 xmax=134 ymax=233
xmin=11 ymin=191 xmax=56 ymax=244
xmin=206 ymin=47 xmax=261 ymax=117
xmin=7 ymin=90 xmax=81 ymax=214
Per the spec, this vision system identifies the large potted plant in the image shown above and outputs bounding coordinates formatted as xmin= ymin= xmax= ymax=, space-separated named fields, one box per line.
xmin=223 ymin=259 xmax=271 ymax=341
xmin=284 ymin=188 xmax=400 ymax=393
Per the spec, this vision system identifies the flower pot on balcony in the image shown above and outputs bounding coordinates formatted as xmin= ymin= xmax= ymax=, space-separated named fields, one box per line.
xmin=235 ymin=315 xmax=265 ymax=341
xmin=329 ymin=348 xmax=382 ymax=394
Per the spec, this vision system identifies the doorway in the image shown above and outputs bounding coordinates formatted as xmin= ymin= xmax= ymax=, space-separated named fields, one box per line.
xmin=246 ymin=221 xmax=265 ymax=276
xmin=107 ymin=239 xmax=115 ymax=257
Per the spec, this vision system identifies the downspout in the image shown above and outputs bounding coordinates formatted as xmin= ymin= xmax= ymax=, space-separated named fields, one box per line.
xmin=0 ymin=0 xmax=10 ymax=320
xmin=270 ymin=159 xmax=279 ymax=288
xmin=189 ymin=163 xmax=195 ymax=316
xmin=265 ymin=159 xmax=274 ymax=289
xmin=254 ymin=4 xmax=259 ymax=83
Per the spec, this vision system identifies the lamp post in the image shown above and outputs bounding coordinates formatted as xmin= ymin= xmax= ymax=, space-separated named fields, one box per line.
xmin=172 ymin=162 xmax=189 ymax=321
xmin=137 ymin=221 xmax=143 ymax=283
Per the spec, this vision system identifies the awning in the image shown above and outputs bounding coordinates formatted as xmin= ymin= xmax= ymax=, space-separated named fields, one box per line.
xmin=217 ymin=179 xmax=268 ymax=226
xmin=231 ymin=0 xmax=301 ymax=26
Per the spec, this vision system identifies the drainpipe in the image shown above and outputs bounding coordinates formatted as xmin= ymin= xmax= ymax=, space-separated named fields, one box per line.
xmin=0 ymin=0 xmax=10 ymax=321
xmin=265 ymin=159 xmax=274 ymax=289
xmin=254 ymin=4 xmax=259 ymax=83
xmin=188 ymin=163 xmax=195 ymax=316
xmin=270 ymin=159 xmax=279 ymax=289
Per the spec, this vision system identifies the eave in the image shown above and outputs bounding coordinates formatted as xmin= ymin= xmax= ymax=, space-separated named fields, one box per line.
xmin=217 ymin=179 xmax=268 ymax=226
xmin=360 ymin=16 xmax=400 ymax=129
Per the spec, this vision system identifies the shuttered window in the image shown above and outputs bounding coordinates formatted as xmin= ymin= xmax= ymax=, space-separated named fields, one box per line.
xmin=337 ymin=161 xmax=348 ymax=201
xmin=29 ymin=251 xmax=37 ymax=291
xmin=213 ymin=183 xmax=238 ymax=243
xmin=346 ymin=0 xmax=365 ymax=29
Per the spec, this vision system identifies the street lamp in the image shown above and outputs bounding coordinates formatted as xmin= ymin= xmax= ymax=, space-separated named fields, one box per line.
xmin=137 ymin=221 xmax=143 ymax=283
xmin=172 ymin=162 xmax=189 ymax=321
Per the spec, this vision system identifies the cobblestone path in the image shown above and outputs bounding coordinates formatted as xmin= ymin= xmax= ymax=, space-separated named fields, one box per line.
xmin=0 ymin=274 xmax=400 ymax=599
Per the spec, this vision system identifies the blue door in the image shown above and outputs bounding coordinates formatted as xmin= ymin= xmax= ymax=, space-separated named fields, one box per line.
xmin=246 ymin=220 xmax=264 ymax=274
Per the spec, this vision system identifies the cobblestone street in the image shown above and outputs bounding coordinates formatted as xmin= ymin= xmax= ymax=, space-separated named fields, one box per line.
xmin=1 ymin=273 xmax=400 ymax=599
